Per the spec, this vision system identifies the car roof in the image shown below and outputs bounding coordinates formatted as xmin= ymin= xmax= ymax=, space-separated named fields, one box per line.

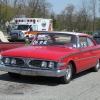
xmin=39 ymin=31 xmax=87 ymax=36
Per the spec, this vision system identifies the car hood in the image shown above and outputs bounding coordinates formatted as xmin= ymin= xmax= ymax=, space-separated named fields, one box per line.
xmin=11 ymin=30 xmax=27 ymax=33
xmin=1 ymin=46 xmax=76 ymax=60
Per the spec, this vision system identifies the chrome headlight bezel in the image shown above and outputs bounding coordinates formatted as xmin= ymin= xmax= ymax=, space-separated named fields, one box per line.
xmin=2 ymin=57 xmax=25 ymax=66
xmin=0 ymin=55 xmax=2 ymax=59
xmin=41 ymin=61 xmax=57 ymax=69
xmin=41 ymin=61 xmax=47 ymax=68
xmin=48 ymin=62 xmax=55 ymax=68
xmin=4 ymin=57 xmax=11 ymax=64
xmin=11 ymin=58 xmax=16 ymax=65
xmin=0 ymin=55 xmax=3 ymax=64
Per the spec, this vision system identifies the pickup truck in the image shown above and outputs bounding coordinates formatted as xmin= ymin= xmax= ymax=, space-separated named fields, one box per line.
xmin=92 ymin=31 xmax=100 ymax=44
xmin=0 ymin=42 xmax=25 ymax=52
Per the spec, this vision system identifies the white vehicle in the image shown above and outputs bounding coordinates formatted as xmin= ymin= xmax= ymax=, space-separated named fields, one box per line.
xmin=9 ymin=18 xmax=53 ymax=43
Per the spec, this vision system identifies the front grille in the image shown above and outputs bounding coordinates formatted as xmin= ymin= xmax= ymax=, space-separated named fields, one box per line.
xmin=2 ymin=57 xmax=57 ymax=69
xmin=15 ymin=58 xmax=24 ymax=66
xmin=2 ymin=57 xmax=24 ymax=66
xmin=29 ymin=60 xmax=42 ymax=68
xmin=11 ymin=33 xmax=18 ymax=38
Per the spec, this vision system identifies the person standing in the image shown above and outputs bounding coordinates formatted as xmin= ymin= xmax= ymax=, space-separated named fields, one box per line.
xmin=6 ymin=25 xmax=11 ymax=34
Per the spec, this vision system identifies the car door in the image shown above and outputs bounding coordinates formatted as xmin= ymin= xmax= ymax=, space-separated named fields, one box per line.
xmin=87 ymin=37 xmax=100 ymax=67
xmin=76 ymin=36 xmax=92 ymax=72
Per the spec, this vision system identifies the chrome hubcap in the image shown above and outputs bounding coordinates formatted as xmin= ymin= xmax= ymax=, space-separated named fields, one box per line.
xmin=66 ymin=65 xmax=71 ymax=80
xmin=96 ymin=60 xmax=100 ymax=69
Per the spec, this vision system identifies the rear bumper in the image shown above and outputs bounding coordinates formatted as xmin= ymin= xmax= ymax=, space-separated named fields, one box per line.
xmin=0 ymin=65 xmax=66 ymax=77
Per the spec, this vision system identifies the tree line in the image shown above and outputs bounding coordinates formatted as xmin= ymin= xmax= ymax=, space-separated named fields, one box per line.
xmin=0 ymin=0 xmax=100 ymax=34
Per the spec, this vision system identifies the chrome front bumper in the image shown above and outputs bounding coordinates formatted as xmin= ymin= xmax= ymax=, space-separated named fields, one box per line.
xmin=0 ymin=65 xmax=66 ymax=77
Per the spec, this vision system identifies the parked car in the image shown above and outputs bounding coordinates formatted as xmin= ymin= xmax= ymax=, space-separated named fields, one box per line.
xmin=0 ymin=31 xmax=100 ymax=84
xmin=0 ymin=31 xmax=25 ymax=52
xmin=92 ymin=31 xmax=100 ymax=44
xmin=0 ymin=42 xmax=25 ymax=52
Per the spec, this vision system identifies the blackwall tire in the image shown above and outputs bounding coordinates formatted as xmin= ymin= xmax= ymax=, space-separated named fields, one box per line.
xmin=91 ymin=60 xmax=100 ymax=72
xmin=60 ymin=63 xmax=73 ymax=84
xmin=25 ymin=37 xmax=30 ymax=44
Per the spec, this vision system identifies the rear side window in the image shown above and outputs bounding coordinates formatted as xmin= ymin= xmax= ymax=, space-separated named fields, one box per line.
xmin=79 ymin=37 xmax=87 ymax=47
xmin=79 ymin=36 xmax=95 ymax=47
xmin=55 ymin=35 xmax=71 ymax=43
xmin=87 ymin=37 xmax=95 ymax=46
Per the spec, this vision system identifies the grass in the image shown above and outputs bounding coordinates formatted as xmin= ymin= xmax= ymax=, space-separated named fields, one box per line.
xmin=25 ymin=43 xmax=30 ymax=46
xmin=3 ymin=32 xmax=7 ymax=36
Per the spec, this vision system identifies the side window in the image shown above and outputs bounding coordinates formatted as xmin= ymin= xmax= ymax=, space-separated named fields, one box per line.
xmin=87 ymin=37 xmax=95 ymax=46
xmin=32 ymin=25 xmax=38 ymax=31
xmin=79 ymin=36 xmax=87 ymax=47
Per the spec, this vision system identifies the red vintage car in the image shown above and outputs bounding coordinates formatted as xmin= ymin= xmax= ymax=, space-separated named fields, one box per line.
xmin=0 ymin=31 xmax=100 ymax=84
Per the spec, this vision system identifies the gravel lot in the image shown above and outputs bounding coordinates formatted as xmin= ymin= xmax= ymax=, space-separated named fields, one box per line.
xmin=0 ymin=69 xmax=100 ymax=100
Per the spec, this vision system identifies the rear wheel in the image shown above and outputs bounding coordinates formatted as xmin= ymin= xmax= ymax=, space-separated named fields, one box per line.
xmin=60 ymin=63 xmax=73 ymax=84
xmin=91 ymin=60 xmax=100 ymax=72
xmin=8 ymin=72 xmax=21 ymax=79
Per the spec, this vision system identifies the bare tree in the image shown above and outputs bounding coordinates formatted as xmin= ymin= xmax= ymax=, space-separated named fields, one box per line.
xmin=66 ymin=4 xmax=75 ymax=31
xmin=11 ymin=0 xmax=27 ymax=17
xmin=55 ymin=4 xmax=75 ymax=31
xmin=77 ymin=0 xmax=91 ymax=32
xmin=26 ymin=0 xmax=52 ymax=18
xmin=0 ymin=0 xmax=13 ymax=28
xmin=89 ymin=0 xmax=97 ymax=32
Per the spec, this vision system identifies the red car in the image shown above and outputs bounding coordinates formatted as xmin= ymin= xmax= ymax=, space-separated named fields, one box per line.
xmin=0 ymin=31 xmax=100 ymax=84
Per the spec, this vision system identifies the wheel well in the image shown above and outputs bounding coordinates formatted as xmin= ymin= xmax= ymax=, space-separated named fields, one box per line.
xmin=26 ymin=35 xmax=29 ymax=38
xmin=69 ymin=60 xmax=76 ymax=74
xmin=97 ymin=59 xmax=100 ymax=65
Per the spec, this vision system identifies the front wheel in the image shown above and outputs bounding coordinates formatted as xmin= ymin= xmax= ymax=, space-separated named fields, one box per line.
xmin=8 ymin=72 xmax=21 ymax=79
xmin=60 ymin=63 xmax=73 ymax=84
xmin=25 ymin=37 xmax=30 ymax=44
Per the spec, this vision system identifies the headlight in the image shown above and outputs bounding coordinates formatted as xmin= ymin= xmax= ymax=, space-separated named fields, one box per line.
xmin=0 ymin=55 xmax=3 ymax=64
xmin=48 ymin=62 xmax=55 ymax=68
xmin=0 ymin=55 xmax=2 ymax=59
xmin=4 ymin=58 xmax=10 ymax=64
xmin=41 ymin=61 xmax=47 ymax=68
xmin=11 ymin=58 xmax=16 ymax=65
xmin=19 ymin=31 xmax=24 ymax=38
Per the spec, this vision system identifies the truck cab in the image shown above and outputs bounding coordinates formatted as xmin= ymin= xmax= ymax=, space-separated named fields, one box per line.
xmin=8 ymin=24 xmax=32 ymax=43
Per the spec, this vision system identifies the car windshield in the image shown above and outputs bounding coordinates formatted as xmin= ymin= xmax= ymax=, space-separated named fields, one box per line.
xmin=13 ymin=25 xmax=30 ymax=30
xmin=32 ymin=33 xmax=77 ymax=48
